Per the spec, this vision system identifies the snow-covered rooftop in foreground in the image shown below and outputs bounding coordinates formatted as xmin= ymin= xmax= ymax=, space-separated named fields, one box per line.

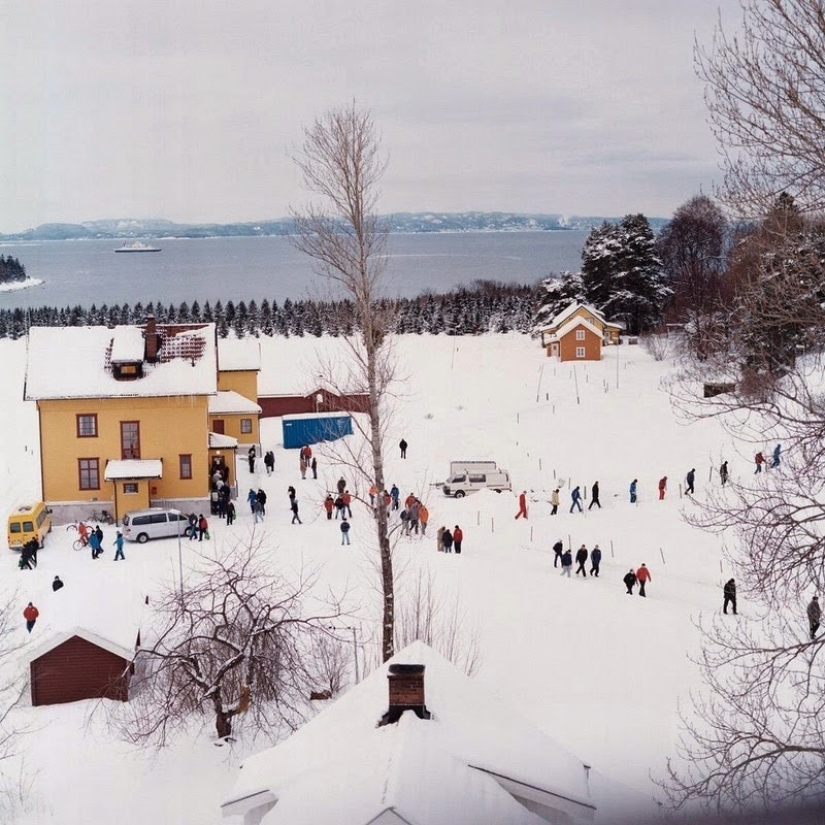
xmin=225 ymin=641 xmax=595 ymax=825
xmin=103 ymin=459 xmax=163 ymax=481
xmin=25 ymin=324 xmax=218 ymax=400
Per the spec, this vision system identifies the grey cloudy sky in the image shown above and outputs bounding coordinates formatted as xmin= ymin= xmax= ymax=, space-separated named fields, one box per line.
xmin=0 ymin=0 xmax=743 ymax=232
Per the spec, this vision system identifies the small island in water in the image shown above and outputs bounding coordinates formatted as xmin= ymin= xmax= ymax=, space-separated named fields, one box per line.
xmin=0 ymin=254 xmax=27 ymax=284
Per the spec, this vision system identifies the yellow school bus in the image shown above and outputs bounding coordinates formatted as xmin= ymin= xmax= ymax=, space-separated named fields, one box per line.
xmin=7 ymin=502 xmax=52 ymax=550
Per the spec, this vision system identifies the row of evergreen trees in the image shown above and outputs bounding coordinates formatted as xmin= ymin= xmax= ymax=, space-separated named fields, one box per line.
xmin=0 ymin=255 xmax=26 ymax=283
xmin=0 ymin=282 xmax=539 ymax=340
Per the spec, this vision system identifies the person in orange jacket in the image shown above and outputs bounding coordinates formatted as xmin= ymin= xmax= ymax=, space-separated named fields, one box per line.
xmin=515 ymin=491 xmax=528 ymax=520
xmin=418 ymin=504 xmax=430 ymax=536
xmin=658 ymin=476 xmax=667 ymax=500
xmin=368 ymin=485 xmax=378 ymax=506
xmin=453 ymin=524 xmax=463 ymax=553
xmin=342 ymin=490 xmax=353 ymax=518
xmin=323 ymin=494 xmax=335 ymax=520
xmin=635 ymin=563 xmax=651 ymax=597
xmin=23 ymin=602 xmax=39 ymax=633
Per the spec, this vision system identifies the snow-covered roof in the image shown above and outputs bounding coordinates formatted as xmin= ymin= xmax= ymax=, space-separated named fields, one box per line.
xmin=281 ymin=411 xmax=352 ymax=422
xmin=25 ymin=324 xmax=218 ymax=400
xmin=218 ymin=337 xmax=262 ymax=372
xmin=209 ymin=432 xmax=239 ymax=449
xmin=547 ymin=316 xmax=604 ymax=342
xmin=537 ymin=302 xmax=620 ymax=334
xmin=110 ymin=327 xmax=145 ymax=363
xmin=25 ymin=587 xmax=144 ymax=663
xmin=104 ymin=459 xmax=163 ymax=481
xmin=208 ymin=390 xmax=261 ymax=415
xmin=224 ymin=642 xmax=595 ymax=825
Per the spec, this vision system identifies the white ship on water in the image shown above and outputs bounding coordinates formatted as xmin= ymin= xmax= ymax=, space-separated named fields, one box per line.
xmin=114 ymin=241 xmax=162 ymax=253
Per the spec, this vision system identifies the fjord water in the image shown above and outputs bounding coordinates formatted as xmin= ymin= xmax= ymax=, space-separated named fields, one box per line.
xmin=0 ymin=231 xmax=587 ymax=309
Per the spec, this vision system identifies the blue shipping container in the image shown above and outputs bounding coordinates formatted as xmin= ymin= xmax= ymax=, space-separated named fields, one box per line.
xmin=281 ymin=413 xmax=353 ymax=449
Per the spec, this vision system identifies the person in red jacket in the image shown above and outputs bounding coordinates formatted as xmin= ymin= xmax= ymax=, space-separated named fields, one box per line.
xmin=23 ymin=602 xmax=39 ymax=633
xmin=453 ymin=525 xmax=463 ymax=554
xmin=515 ymin=491 xmax=528 ymax=520
xmin=658 ymin=476 xmax=667 ymax=500
xmin=635 ymin=563 xmax=651 ymax=597
xmin=323 ymin=494 xmax=335 ymax=520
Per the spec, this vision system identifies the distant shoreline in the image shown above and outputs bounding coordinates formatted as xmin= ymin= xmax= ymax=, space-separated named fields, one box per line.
xmin=0 ymin=277 xmax=43 ymax=293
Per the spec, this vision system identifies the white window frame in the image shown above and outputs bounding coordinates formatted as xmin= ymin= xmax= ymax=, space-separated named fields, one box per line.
xmin=575 ymin=329 xmax=586 ymax=341
xmin=576 ymin=347 xmax=586 ymax=359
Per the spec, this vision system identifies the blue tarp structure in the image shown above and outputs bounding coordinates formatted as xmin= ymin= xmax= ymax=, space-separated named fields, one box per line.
xmin=281 ymin=412 xmax=353 ymax=449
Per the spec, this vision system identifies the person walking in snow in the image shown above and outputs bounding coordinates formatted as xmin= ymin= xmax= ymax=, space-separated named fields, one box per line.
xmin=399 ymin=438 xmax=408 ymax=459
xmin=419 ymin=504 xmax=430 ymax=536
xmin=256 ymin=488 xmax=267 ymax=516
xmin=369 ymin=485 xmax=378 ymax=507
xmin=290 ymin=498 xmax=302 ymax=524
xmin=198 ymin=514 xmax=208 ymax=542
xmin=264 ymin=450 xmax=274 ymax=475
xmin=311 ymin=457 xmax=317 ymax=479
xmin=342 ymin=490 xmax=353 ymax=518
xmin=188 ymin=512 xmax=198 ymax=540
xmin=754 ymin=451 xmax=765 ymax=474
xmin=390 ymin=484 xmax=400 ymax=511
xmin=636 ymin=563 xmax=651 ymax=597
xmin=88 ymin=529 xmax=102 ymax=560
xmin=550 ymin=488 xmax=559 ymax=515
xmin=248 ymin=446 xmax=256 ymax=473
xmin=808 ymin=595 xmax=821 ymax=640
xmin=113 ymin=530 xmax=125 ymax=561
xmin=442 ymin=528 xmax=454 ymax=554
xmin=590 ymin=545 xmax=602 ymax=577
xmin=685 ymin=468 xmax=696 ymax=495
xmin=623 ymin=569 xmax=637 ymax=595
xmin=588 ymin=481 xmax=601 ymax=510
xmin=324 ymin=494 xmax=335 ymax=520
xmin=23 ymin=602 xmax=39 ymax=633
xmin=723 ymin=578 xmax=737 ymax=615
xmin=575 ymin=544 xmax=588 ymax=576
xmin=226 ymin=501 xmax=236 ymax=525
xmin=52 ymin=576 xmax=64 ymax=592
xmin=453 ymin=525 xmax=463 ymax=554
xmin=771 ymin=443 xmax=782 ymax=469
xmin=340 ymin=517 xmax=351 ymax=546
xmin=515 ymin=491 xmax=528 ymax=520
xmin=247 ymin=488 xmax=258 ymax=513
xmin=629 ymin=478 xmax=638 ymax=504
xmin=560 ymin=549 xmax=573 ymax=577
xmin=719 ymin=461 xmax=729 ymax=486
xmin=337 ymin=476 xmax=346 ymax=495
xmin=569 ymin=486 xmax=583 ymax=513
xmin=658 ymin=476 xmax=667 ymax=500
xmin=553 ymin=540 xmax=564 ymax=568
xmin=252 ymin=498 xmax=264 ymax=524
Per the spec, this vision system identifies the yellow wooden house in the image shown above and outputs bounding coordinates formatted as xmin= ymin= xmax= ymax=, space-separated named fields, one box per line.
xmin=24 ymin=319 xmax=260 ymax=524
xmin=536 ymin=302 xmax=623 ymax=360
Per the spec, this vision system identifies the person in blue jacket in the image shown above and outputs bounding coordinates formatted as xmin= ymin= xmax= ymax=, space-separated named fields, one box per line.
xmin=771 ymin=443 xmax=782 ymax=468
xmin=560 ymin=549 xmax=573 ymax=577
xmin=340 ymin=517 xmax=351 ymax=545
xmin=569 ymin=486 xmax=583 ymax=513
xmin=629 ymin=479 xmax=638 ymax=503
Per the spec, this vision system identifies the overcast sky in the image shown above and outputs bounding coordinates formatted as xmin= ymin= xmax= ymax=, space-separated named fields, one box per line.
xmin=0 ymin=0 xmax=744 ymax=232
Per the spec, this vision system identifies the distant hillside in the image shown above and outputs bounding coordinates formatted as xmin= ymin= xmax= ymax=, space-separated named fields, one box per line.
xmin=0 ymin=212 xmax=668 ymax=242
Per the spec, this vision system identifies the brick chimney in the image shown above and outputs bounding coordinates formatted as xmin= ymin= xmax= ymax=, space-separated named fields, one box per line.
xmin=144 ymin=315 xmax=160 ymax=362
xmin=380 ymin=664 xmax=430 ymax=725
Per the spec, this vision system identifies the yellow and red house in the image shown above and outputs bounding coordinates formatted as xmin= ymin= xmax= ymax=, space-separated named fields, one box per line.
xmin=25 ymin=319 xmax=260 ymax=523
xmin=537 ymin=302 xmax=623 ymax=362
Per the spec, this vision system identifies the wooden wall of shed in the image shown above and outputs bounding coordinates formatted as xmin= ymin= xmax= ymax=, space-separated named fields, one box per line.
xmin=30 ymin=636 xmax=130 ymax=706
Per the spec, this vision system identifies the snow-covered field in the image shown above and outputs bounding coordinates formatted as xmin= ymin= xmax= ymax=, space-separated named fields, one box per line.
xmin=0 ymin=332 xmax=752 ymax=823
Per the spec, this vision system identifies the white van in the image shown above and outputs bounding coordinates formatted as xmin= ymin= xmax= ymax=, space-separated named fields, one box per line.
xmin=442 ymin=469 xmax=512 ymax=498
xmin=122 ymin=508 xmax=190 ymax=543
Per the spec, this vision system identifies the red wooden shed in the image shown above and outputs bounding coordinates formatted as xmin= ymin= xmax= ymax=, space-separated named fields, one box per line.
xmin=28 ymin=628 xmax=136 ymax=706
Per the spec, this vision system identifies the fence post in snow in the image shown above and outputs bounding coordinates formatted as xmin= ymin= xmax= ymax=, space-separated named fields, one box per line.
xmin=610 ymin=540 xmax=614 ymax=558
xmin=539 ymin=458 xmax=542 ymax=471
xmin=659 ymin=547 xmax=666 ymax=564
xmin=530 ymin=526 xmax=533 ymax=542
xmin=568 ymin=534 xmax=572 ymax=550
xmin=678 ymin=483 xmax=682 ymax=499
xmin=491 ymin=517 xmax=495 ymax=533
xmin=719 ymin=559 xmax=723 ymax=574
xmin=477 ymin=511 xmax=480 ymax=526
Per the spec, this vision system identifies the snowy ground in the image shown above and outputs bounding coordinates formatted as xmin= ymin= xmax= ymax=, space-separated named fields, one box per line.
xmin=0 ymin=332 xmax=757 ymax=823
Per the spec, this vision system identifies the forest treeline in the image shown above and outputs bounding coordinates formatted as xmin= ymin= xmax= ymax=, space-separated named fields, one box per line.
xmin=0 ymin=281 xmax=538 ymax=340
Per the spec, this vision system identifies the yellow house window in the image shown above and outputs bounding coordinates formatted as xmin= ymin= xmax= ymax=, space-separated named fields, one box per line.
xmin=123 ymin=483 xmax=138 ymax=494
xmin=240 ymin=418 xmax=253 ymax=434
xmin=78 ymin=458 xmax=100 ymax=490
xmin=179 ymin=454 xmax=193 ymax=480
xmin=77 ymin=414 xmax=98 ymax=438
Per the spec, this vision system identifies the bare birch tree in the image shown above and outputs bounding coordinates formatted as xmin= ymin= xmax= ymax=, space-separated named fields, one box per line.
xmin=290 ymin=103 xmax=397 ymax=662
xmin=697 ymin=0 xmax=825 ymax=215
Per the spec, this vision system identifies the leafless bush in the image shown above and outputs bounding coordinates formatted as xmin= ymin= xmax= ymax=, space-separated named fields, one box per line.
xmin=640 ymin=332 xmax=670 ymax=362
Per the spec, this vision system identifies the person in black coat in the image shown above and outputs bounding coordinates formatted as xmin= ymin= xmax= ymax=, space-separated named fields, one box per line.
xmin=723 ymin=578 xmax=737 ymax=614
xmin=257 ymin=488 xmax=267 ymax=516
xmin=575 ymin=545 xmax=588 ymax=576
xmin=623 ymin=569 xmax=637 ymax=595
xmin=589 ymin=545 xmax=602 ymax=577
xmin=52 ymin=575 xmax=64 ymax=592
xmin=588 ymin=481 xmax=601 ymax=510
xmin=686 ymin=468 xmax=696 ymax=495
xmin=560 ymin=550 xmax=573 ymax=577
xmin=399 ymin=438 xmax=408 ymax=459
xmin=442 ymin=528 xmax=453 ymax=553
xmin=552 ymin=540 xmax=564 ymax=568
